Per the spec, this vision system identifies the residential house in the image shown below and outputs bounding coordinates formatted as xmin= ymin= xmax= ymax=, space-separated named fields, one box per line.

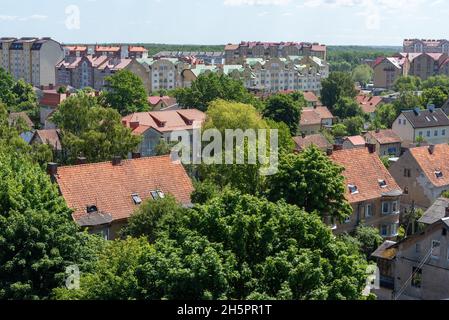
xmin=405 ymin=52 xmax=449 ymax=81
xmin=148 ymin=96 xmax=178 ymax=111
xmin=392 ymin=107 xmax=449 ymax=145
xmin=372 ymin=216 xmax=449 ymax=300
xmin=38 ymin=89 xmax=68 ymax=128
xmin=299 ymin=106 xmax=333 ymax=135
xmin=373 ymin=56 xmax=409 ymax=89
xmin=389 ymin=144 xmax=449 ymax=211
xmin=154 ymin=51 xmax=225 ymax=65
xmin=0 ymin=37 xmax=63 ymax=86
xmin=329 ymin=147 xmax=402 ymax=237
xmin=342 ymin=135 xmax=366 ymax=150
xmin=303 ymin=91 xmax=319 ymax=107
xmin=51 ymin=155 xmax=194 ymax=239
xmin=56 ymin=55 xmax=109 ymax=89
xmin=292 ymin=133 xmax=331 ymax=153
xmin=365 ymin=129 xmax=403 ymax=157
xmin=356 ymin=94 xmax=383 ymax=118
xmin=8 ymin=112 xmax=34 ymax=129
xmin=30 ymin=129 xmax=62 ymax=152
xmin=122 ymin=109 xmax=206 ymax=157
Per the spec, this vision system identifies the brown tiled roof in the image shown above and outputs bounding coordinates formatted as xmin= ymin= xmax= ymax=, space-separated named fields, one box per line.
xmin=56 ymin=155 xmax=194 ymax=223
xmin=356 ymin=94 xmax=383 ymax=114
xmin=345 ymin=135 xmax=366 ymax=146
xmin=402 ymin=108 xmax=449 ymax=128
xmin=409 ymin=144 xmax=449 ymax=187
xmin=330 ymin=148 xmax=402 ymax=203
xmin=122 ymin=109 xmax=206 ymax=134
xmin=367 ymin=129 xmax=402 ymax=145
xmin=300 ymin=106 xmax=333 ymax=126
xmin=303 ymin=91 xmax=318 ymax=103
xmin=32 ymin=129 xmax=62 ymax=151
xmin=293 ymin=133 xmax=331 ymax=151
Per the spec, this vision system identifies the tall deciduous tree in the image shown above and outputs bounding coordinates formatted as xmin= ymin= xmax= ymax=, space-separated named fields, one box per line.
xmin=52 ymin=93 xmax=141 ymax=164
xmin=174 ymin=73 xmax=261 ymax=112
xmin=333 ymin=97 xmax=363 ymax=119
xmin=102 ymin=70 xmax=149 ymax=116
xmin=320 ymin=72 xmax=357 ymax=110
xmin=266 ymin=145 xmax=353 ymax=221
xmin=263 ymin=93 xmax=303 ymax=134
xmin=351 ymin=64 xmax=373 ymax=87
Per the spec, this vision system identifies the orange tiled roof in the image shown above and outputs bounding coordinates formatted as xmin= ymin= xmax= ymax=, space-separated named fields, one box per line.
xmin=300 ymin=106 xmax=333 ymax=126
xmin=129 ymin=46 xmax=147 ymax=53
xmin=122 ymin=109 xmax=206 ymax=134
xmin=345 ymin=135 xmax=366 ymax=146
xmin=409 ymin=144 xmax=449 ymax=187
xmin=356 ymin=94 xmax=383 ymax=114
xmin=56 ymin=155 xmax=194 ymax=223
xmin=293 ymin=133 xmax=331 ymax=151
xmin=331 ymin=148 xmax=402 ymax=203
xmin=367 ymin=129 xmax=402 ymax=145
xmin=303 ymin=91 xmax=319 ymax=103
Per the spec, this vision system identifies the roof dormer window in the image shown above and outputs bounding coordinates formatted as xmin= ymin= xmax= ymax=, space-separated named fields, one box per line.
xmin=435 ymin=171 xmax=444 ymax=179
xmin=150 ymin=190 xmax=165 ymax=200
xmin=132 ymin=193 xmax=142 ymax=205
xmin=378 ymin=179 xmax=388 ymax=188
xmin=348 ymin=184 xmax=359 ymax=195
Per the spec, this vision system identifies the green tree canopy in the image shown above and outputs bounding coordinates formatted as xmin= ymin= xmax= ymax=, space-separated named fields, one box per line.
xmin=421 ymin=87 xmax=448 ymax=108
xmin=174 ymin=73 xmax=261 ymax=112
xmin=333 ymin=97 xmax=363 ymax=119
xmin=342 ymin=116 xmax=365 ymax=136
xmin=373 ymin=103 xmax=397 ymax=129
xmin=52 ymin=92 xmax=141 ymax=164
xmin=102 ymin=69 xmax=149 ymax=116
xmin=351 ymin=64 xmax=373 ymax=87
xmin=320 ymin=72 xmax=357 ymax=110
xmin=263 ymin=93 xmax=303 ymax=134
xmin=393 ymin=76 xmax=422 ymax=92
xmin=266 ymin=145 xmax=353 ymax=221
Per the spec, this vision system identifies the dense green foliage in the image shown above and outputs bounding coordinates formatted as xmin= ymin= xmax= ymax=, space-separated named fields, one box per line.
xmin=333 ymin=97 xmax=363 ymax=119
xmin=263 ymin=93 xmax=303 ymax=134
xmin=321 ymin=72 xmax=358 ymax=110
xmin=266 ymin=146 xmax=352 ymax=221
xmin=56 ymin=190 xmax=369 ymax=300
xmin=51 ymin=93 xmax=141 ymax=164
xmin=174 ymin=73 xmax=262 ymax=112
xmin=351 ymin=64 xmax=374 ymax=87
xmin=102 ymin=70 xmax=149 ymax=116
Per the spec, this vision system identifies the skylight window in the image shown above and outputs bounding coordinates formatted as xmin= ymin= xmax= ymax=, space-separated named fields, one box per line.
xmin=348 ymin=184 xmax=359 ymax=195
xmin=435 ymin=171 xmax=444 ymax=179
xmin=378 ymin=179 xmax=388 ymax=188
xmin=132 ymin=193 xmax=142 ymax=205
xmin=426 ymin=116 xmax=431 ymax=122
xmin=86 ymin=205 xmax=98 ymax=214
xmin=150 ymin=190 xmax=165 ymax=200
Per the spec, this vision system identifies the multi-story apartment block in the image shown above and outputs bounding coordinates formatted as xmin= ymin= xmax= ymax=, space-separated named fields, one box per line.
xmin=403 ymin=39 xmax=449 ymax=54
xmin=373 ymin=56 xmax=410 ymax=89
xmin=405 ymin=52 xmax=449 ymax=80
xmin=136 ymin=57 xmax=189 ymax=92
xmin=63 ymin=45 xmax=148 ymax=59
xmin=56 ymin=55 xmax=149 ymax=92
xmin=0 ymin=37 xmax=63 ymax=86
xmin=154 ymin=51 xmax=225 ymax=65
xmin=224 ymin=41 xmax=327 ymax=64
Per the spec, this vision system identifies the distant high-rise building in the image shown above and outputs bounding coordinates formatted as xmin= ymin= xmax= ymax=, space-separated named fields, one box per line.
xmin=0 ymin=37 xmax=64 ymax=87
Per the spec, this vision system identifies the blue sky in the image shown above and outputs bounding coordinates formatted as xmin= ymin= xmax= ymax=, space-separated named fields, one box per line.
xmin=0 ymin=0 xmax=447 ymax=46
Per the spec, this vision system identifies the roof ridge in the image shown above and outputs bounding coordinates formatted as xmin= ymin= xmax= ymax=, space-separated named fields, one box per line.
xmin=58 ymin=154 xmax=172 ymax=170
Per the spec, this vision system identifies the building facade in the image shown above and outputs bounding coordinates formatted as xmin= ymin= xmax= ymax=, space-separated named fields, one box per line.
xmin=403 ymin=39 xmax=449 ymax=54
xmin=0 ymin=37 xmax=63 ymax=86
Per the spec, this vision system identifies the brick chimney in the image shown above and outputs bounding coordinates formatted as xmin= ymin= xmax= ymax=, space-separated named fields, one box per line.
xmin=445 ymin=204 xmax=449 ymax=218
xmin=47 ymin=162 xmax=58 ymax=182
xmin=326 ymin=148 xmax=333 ymax=156
xmin=132 ymin=152 xmax=141 ymax=159
xmin=429 ymin=144 xmax=435 ymax=155
xmin=112 ymin=156 xmax=122 ymax=166
xmin=366 ymin=143 xmax=377 ymax=154
xmin=301 ymin=132 xmax=306 ymax=139
xmin=76 ymin=156 xmax=87 ymax=165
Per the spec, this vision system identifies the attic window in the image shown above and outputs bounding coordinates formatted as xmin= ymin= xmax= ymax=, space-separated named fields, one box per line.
xmin=348 ymin=184 xmax=359 ymax=195
xmin=132 ymin=193 xmax=142 ymax=205
xmin=426 ymin=116 xmax=431 ymax=122
xmin=86 ymin=205 xmax=98 ymax=214
xmin=150 ymin=190 xmax=165 ymax=200
xmin=435 ymin=171 xmax=444 ymax=179
xmin=378 ymin=179 xmax=388 ymax=188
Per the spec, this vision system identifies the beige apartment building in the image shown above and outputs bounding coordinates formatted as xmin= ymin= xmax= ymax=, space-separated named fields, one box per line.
xmin=0 ymin=37 xmax=63 ymax=86
xmin=224 ymin=41 xmax=327 ymax=64
xmin=373 ymin=56 xmax=409 ymax=89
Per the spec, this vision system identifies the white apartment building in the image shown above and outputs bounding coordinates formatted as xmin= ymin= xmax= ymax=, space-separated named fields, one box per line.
xmin=0 ymin=37 xmax=63 ymax=87
xmin=137 ymin=57 xmax=188 ymax=92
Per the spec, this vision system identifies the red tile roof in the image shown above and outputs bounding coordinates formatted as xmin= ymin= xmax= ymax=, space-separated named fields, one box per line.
xmin=39 ymin=91 xmax=67 ymax=107
xmin=122 ymin=109 xmax=206 ymax=134
xmin=331 ymin=148 xmax=402 ymax=203
xmin=367 ymin=129 xmax=402 ymax=145
xmin=56 ymin=155 xmax=194 ymax=223
xmin=95 ymin=46 xmax=120 ymax=52
xmin=356 ymin=94 xmax=383 ymax=114
xmin=293 ymin=133 xmax=331 ymax=152
xmin=129 ymin=46 xmax=147 ymax=53
xmin=409 ymin=144 xmax=449 ymax=188
xmin=303 ymin=91 xmax=319 ymax=103
xmin=300 ymin=106 xmax=333 ymax=126
xmin=345 ymin=135 xmax=366 ymax=146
